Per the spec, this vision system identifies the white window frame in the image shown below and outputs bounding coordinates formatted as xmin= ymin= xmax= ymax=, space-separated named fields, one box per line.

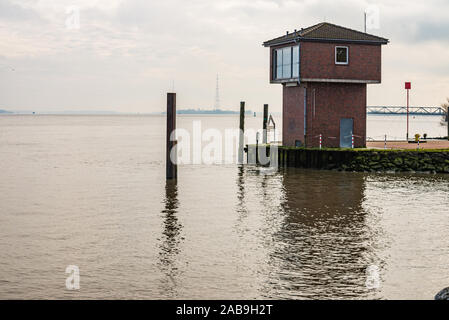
xmin=335 ymin=46 xmax=349 ymax=65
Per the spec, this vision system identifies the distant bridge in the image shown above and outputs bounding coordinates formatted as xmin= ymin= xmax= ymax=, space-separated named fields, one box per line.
xmin=367 ymin=106 xmax=446 ymax=115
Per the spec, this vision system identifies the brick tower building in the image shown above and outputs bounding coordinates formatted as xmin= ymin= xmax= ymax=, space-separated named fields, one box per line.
xmin=263 ymin=22 xmax=388 ymax=148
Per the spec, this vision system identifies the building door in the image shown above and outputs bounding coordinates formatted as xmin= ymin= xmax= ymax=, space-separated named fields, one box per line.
xmin=340 ymin=118 xmax=353 ymax=148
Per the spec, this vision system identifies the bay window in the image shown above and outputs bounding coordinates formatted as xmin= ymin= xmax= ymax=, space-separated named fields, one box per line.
xmin=274 ymin=45 xmax=299 ymax=80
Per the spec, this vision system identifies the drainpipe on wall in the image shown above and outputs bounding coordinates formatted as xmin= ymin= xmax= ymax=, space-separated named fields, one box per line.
xmin=304 ymin=87 xmax=307 ymax=146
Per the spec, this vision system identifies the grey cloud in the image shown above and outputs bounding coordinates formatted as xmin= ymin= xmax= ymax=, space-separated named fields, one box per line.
xmin=371 ymin=18 xmax=449 ymax=45
xmin=1 ymin=0 xmax=449 ymax=111
xmin=407 ymin=21 xmax=449 ymax=43
xmin=0 ymin=0 xmax=41 ymax=21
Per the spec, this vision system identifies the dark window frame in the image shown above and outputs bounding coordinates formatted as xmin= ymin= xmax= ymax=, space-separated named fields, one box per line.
xmin=273 ymin=45 xmax=300 ymax=80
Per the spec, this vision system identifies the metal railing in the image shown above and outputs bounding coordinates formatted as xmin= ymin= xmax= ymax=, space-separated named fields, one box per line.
xmin=367 ymin=106 xmax=445 ymax=115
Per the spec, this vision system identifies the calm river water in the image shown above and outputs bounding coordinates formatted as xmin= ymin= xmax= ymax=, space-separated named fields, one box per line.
xmin=0 ymin=115 xmax=448 ymax=299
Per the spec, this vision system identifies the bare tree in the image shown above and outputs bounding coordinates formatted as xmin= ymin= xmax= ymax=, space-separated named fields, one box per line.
xmin=442 ymin=98 xmax=449 ymax=140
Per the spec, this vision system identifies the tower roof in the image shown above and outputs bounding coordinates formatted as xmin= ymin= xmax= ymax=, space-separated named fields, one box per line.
xmin=263 ymin=22 xmax=389 ymax=47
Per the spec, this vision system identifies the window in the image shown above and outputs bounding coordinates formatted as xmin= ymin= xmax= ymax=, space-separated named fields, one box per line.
xmin=274 ymin=45 xmax=299 ymax=80
xmin=282 ymin=47 xmax=291 ymax=79
xmin=292 ymin=46 xmax=299 ymax=78
xmin=335 ymin=46 xmax=348 ymax=65
xmin=275 ymin=49 xmax=283 ymax=79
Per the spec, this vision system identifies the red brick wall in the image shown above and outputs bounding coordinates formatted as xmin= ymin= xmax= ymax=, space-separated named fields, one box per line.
xmin=271 ymin=40 xmax=379 ymax=147
xmin=283 ymin=82 xmax=367 ymax=148
xmin=283 ymin=84 xmax=306 ymax=146
xmin=270 ymin=41 xmax=382 ymax=82
xmin=300 ymin=42 xmax=381 ymax=82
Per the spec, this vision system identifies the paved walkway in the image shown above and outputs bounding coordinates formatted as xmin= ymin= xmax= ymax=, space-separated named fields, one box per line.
xmin=367 ymin=140 xmax=449 ymax=150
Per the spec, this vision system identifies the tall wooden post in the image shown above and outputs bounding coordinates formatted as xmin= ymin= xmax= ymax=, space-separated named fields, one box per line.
xmin=166 ymin=93 xmax=177 ymax=180
xmin=263 ymin=104 xmax=268 ymax=144
xmin=238 ymin=101 xmax=245 ymax=164
xmin=256 ymin=132 xmax=259 ymax=165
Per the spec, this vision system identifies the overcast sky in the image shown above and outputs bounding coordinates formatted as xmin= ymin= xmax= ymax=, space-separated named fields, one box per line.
xmin=1 ymin=0 xmax=448 ymax=113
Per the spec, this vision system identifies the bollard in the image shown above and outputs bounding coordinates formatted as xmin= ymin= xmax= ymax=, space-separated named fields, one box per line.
xmin=351 ymin=134 xmax=354 ymax=149
xmin=384 ymin=134 xmax=387 ymax=150
xmin=319 ymin=134 xmax=322 ymax=149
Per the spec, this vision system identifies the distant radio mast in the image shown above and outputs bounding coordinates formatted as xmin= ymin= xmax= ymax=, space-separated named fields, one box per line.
xmin=214 ymin=74 xmax=220 ymax=111
xmin=364 ymin=11 xmax=367 ymax=33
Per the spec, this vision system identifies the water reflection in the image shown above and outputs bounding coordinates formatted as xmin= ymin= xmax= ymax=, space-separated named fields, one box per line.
xmin=235 ymin=166 xmax=283 ymax=240
xmin=236 ymin=165 xmax=248 ymax=219
xmin=158 ymin=180 xmax=183 ymax=298
xmin=260 ymin=169 xmax=383 ymax=299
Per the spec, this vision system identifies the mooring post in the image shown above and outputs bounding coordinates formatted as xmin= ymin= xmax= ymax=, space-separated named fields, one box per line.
xmin=256 ymin=132 xmax=259 ymax=165
xmin=238 ymin=101 xmax=245 ymax=164
xmin=166 ymin=92 xmax=177 ymax=180
xmin=263 ymin=104 xmax=268 ymax=144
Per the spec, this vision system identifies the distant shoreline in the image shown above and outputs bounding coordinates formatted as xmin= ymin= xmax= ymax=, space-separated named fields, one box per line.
xmin=163 ymin=109 xmax=253 ymax=115
xmin=0 ymin=112 xmax=256 ymax=116
xmin=0 ymin=108 xmax=254 ymax=116
xmin=0 ymin=110 xmax=443 ymax=117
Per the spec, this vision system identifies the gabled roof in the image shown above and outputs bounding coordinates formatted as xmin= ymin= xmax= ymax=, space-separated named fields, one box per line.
xmin=263 ymin=22 xmax=389 ymax=47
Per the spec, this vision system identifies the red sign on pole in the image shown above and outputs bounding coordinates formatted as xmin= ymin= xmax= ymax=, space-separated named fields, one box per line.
xmin=405 ymin=82 xmax=411 ymax=140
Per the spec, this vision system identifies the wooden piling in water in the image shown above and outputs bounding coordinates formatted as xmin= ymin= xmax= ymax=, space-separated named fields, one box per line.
xmin=256 ymin=132 xmax=259 ymax=165
xmin=263 ymin=104 xmax=268 ymax=144
xmin=166 ymin=92 xmax=177 ymax=180
xmin=238 ymin=101 xmax=245 ymax=164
